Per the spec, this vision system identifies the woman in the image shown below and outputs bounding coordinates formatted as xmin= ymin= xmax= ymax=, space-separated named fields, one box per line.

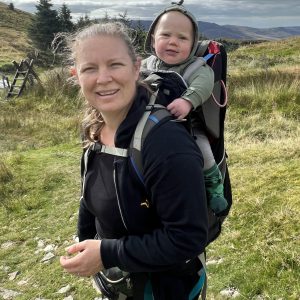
xmin=60 ymin=22 xmax=208 ymax=300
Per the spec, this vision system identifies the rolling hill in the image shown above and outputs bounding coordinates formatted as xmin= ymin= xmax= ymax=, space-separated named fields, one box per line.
xmin=0 ymin=2 xmax=34 ymax=67
xmin=0 ymin=0 xmax=300 ymax=69
xmin=132 ymin=20 xmax=300 ymax=40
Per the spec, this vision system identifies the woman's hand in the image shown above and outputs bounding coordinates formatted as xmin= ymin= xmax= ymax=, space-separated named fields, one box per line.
xmin=60 ymin=239 xmax=103 ymax=277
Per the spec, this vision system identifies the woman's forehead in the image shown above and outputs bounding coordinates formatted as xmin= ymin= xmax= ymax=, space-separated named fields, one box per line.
xmin=76 ymin=36 xmax=127 ymax=55
xmin=75 ymin=36 xmax=131 ymax=64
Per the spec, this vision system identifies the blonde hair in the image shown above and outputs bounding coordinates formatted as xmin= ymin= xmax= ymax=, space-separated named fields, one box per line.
xmin=67 ymin=22 xmax=138 ymax=146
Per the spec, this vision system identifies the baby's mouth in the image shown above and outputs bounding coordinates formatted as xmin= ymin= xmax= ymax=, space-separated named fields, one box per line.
xmin=166 ymin=49 xmax=178 ymax=55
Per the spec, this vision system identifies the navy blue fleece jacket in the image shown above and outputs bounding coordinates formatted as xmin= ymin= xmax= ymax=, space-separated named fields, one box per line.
xmin=78 ymin=85 xmax=208 ymax=273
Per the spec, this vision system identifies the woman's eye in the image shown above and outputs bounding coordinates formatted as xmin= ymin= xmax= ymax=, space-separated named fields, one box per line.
xmin=81 ymin=67 xmax=94 ymax=73
xmin=111 ymin=62 xmax=123 ymax=68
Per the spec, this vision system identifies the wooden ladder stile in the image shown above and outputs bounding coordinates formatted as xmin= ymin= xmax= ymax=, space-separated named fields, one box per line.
xmin=6 ymin=59 xmax=39 ymax=99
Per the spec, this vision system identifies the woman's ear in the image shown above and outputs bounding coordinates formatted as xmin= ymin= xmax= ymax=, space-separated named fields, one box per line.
xmin=70 ymin=66 xmax=77 ymax=77
xmin=69 ymin=66 xmax=80 ymax=85
xmin=136 ymin=56 xmax=142 ymax=69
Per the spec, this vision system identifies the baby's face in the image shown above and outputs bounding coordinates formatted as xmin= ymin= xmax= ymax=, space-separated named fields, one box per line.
xmin=152 ymin=11 xmax=194 ymax=65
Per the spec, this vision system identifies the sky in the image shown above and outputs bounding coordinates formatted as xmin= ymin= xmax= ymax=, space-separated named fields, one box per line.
xmin=2 ymin=0 xmax=300 ymax=28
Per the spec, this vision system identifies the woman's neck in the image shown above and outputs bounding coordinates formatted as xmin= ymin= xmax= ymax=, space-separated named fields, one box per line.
xmin=100 ymin=124 xmax=116 ymax=146
xmin=100 ymin=110 xmax=128 ymax=146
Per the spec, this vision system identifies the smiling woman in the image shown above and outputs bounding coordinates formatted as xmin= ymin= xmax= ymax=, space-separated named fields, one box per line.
xmin=68 ymin=22 xmax=141 ymax=146
xmin=75 ymin=35 xmax=140 ymax=131
xmin=60 ymin=21 xmax=208 ymax=300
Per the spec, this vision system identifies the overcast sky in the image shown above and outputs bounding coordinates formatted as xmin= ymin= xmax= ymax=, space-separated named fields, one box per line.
xmin=3 ymin=0 xmax=300 ymax=28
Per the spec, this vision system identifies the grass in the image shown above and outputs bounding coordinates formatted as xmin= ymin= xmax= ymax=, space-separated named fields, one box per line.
xmin=228 ymin=37 xmax=300 ymax=70
xmin=0 ymin=27 xmax=32 ymax=67
xmin=206 ymin=126 xmax=300 ymax=299
xmin=0 ymin=2 xmax=33 ymax=31
xmin=0 ymin=39 xmax=300 ymax=299
xmin=0 ymin=2 xmax=34 ymax=69
xmin=0 ymin=145 xmax=100 ymax=299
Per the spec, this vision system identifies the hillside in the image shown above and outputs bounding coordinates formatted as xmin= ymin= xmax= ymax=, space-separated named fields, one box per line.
xmin=228 ymin=36 xmax=300 ymax=71
xmin=0 ymin=2 xmax=34 ymax=68
xmin=1 ymin=0 xmax=300 ymax=69
xmin=0 ymin=31 xmax=299 ymax=299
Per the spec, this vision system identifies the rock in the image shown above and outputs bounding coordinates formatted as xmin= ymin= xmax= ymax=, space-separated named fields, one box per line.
xmin=0 ymin=287 xmax=22 ymax=299
xmin=41 ymin=252 xmax=55 ymax=263
xmin=63 ymin=296 xmax=73 ymax=300
xmin=43 ymin=244 xmax=55 ymax=252
xmin=37 ymin=240 xmax=45 ymax=248
xmin=8 ymin=271 xmax=20 ymax=281
xmin=1 ymin=241 xmax=14 ymax=249
xmin=17 ymin=280 xmax=28 ymax=286
xmin=206 ymin=258 xmax=224 ymax=265
xmin=220 ymin=287 xmax=240 ymax=298
xmin=57 ymin=284 xmax=71 ymax=294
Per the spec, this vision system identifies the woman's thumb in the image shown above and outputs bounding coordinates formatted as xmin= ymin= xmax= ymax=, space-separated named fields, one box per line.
xmin=65 ymin=242 xmax=85 ymax=254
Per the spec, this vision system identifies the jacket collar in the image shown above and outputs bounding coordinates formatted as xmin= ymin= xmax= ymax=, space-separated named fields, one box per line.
xmin=115 ymin=85 xmax=149 ymax=148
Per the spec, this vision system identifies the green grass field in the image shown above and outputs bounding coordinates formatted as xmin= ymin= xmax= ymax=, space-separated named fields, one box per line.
xmin=0 ymin=37 xmax=299 ymax=299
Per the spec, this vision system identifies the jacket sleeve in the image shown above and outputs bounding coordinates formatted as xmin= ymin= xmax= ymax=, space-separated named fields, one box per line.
xmin=181 ymin=64 xmax=214 ymax=109
xmin=101 ymin=121 xmax=208 ymax=272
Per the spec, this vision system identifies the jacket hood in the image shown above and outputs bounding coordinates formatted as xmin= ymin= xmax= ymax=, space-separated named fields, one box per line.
xmin=144 ymin=2 xmax=199 ymax=65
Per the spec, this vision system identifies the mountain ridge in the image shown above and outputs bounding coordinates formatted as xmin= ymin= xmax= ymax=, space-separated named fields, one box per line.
xmin=0 ymin=0 xmax=299 ymax=41
xmin=132 ymin=20 xmax=300 ymax=41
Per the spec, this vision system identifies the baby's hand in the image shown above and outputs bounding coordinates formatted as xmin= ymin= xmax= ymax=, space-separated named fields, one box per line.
xmin=167 ymin=98 xmax=193 ymax=120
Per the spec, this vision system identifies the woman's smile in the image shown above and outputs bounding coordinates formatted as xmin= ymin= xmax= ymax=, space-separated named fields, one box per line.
xmin=96 ymin=89 xmax=119 ymax=97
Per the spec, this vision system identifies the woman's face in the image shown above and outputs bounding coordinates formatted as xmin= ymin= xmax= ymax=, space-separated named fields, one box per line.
xmin=75 ymin=35 xmax=140 ymax=116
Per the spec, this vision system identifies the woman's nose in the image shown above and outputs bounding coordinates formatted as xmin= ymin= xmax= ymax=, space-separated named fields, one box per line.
xmin=96 ymin=69 xmax=112 ymax=83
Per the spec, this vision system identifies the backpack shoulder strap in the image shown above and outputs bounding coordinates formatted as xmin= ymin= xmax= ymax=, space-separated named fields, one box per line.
xmin=183 ymin=39 xmax=221 ymax=83
xmin=196 ymin=40 xmax=210 ymax=56
xmin=146 ymin=55 xmax=157 ymax=70
xmin=130 ymin=91 xmax=172 ymax=184
xmin=182 ymin=57 xmax=206 ymax=82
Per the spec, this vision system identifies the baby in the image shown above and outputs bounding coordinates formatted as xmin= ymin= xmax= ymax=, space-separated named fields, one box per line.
xmin=141 ymin=2 xmax=228 ymax=214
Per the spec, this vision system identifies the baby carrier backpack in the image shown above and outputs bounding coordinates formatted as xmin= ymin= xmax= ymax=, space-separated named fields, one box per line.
xmin=139 ymin=39 xmax=232 ymax=242
xmin=91 ymin=41 xmax=232 ymax=300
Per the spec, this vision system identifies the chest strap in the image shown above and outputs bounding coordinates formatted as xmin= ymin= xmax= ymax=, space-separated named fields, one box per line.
xmin=92 ymin=142 xmax=129 ymax=157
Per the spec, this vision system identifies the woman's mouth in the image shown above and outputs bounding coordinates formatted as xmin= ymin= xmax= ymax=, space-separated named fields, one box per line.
xmin=96 ymin=89 xmax=119 ymax=96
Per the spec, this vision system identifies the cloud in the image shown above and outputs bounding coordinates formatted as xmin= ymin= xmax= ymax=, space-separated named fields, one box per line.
xmin=2 ymin=0 xmax=300 ymax=27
